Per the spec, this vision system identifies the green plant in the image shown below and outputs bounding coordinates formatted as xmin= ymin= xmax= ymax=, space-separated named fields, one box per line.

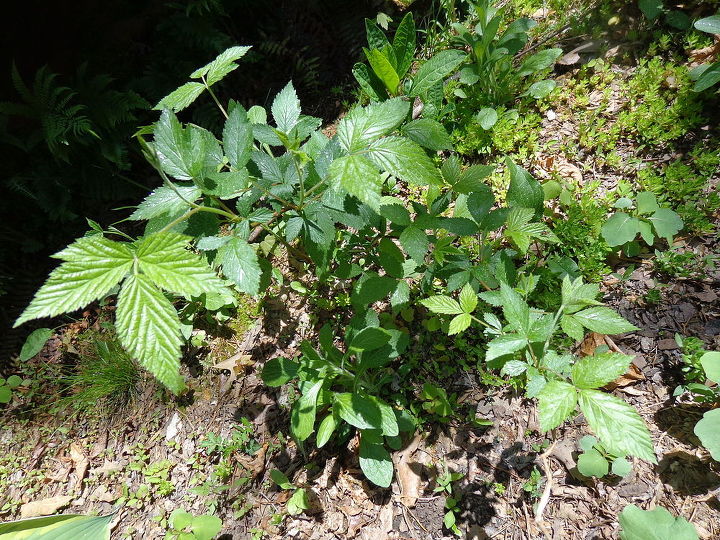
xmin=419 ymin=382 xmax=455 ymax=420
xmin=638 ymin=1 xmax=692 ymax=30
xmin=0 ymin=375 xmax=23 ymax=405
xmin=200 ymin=418 xmax=260 ymax=457
xmin=577 ymin=435 xmax=632 ymax=478
xmin=165 ymin=509 xmax=222 ymax=540
xmin=618 ymin=504 xmax=698 ymax=540
xmin=269 ymin=469 xmax=312 ymax=516
xmin=522 ymin=466 xmax=543 ymax=498
xmin=601 ymin=192 xmax=683 ymax=256
xmin=433 ymin=466 xmax=464 ymax=536
xmin=690 ymin=15 xmax=720 ymax=92
xmin=0 ymin=513 xmax=114 ymax=538
xmin=18 ymin=327 xmax=53 ymax=361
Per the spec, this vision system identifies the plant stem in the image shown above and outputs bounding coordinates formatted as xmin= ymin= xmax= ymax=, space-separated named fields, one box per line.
xmin=203 ymin=77 xmax=228 ymax=119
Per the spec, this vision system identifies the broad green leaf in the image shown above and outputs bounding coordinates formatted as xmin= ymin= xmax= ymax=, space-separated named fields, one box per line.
xmin=537 ymin=381 xmax=577 ymax=431
xmin=287 ymin=488 xmax=311 ymax=515
xmin=665 ymin=10 xmax=691 ymax=30
xmin=527 ymin=79 xmax=556 ymax=99
xmin=700 ymin=352 xmax=720 ymax=383
xmin=379 ymin=196 xmax=411 ymax=225
xmin=0 ymin=387 xmax=11 ymax=403
xmin=130 ymin=185 xmax=202 ymax=220
xmin=368 ymin=396 xmax=399 ymax=436
xmin=191 ymin=515 xmax=223 ymax=540
xmin=137 ymin=232 xmax=227 ymax=298
xmin=190 ymin=45 xmax=252 ymax=85
xmin=517 ymin=48 xmax=562 ymax=77
xmin=378 ymin=237 xmax=405 ymax=278
xmin=352 ymin=62 xmax=387 ymax=101
xmin=571 ymin=352 xmax=633 ymax=389
xmin=561 ymin=314 xmax=585 ymax=341
xmin=467 ymin=186 xmax=495 ymax=223
xmin=19 ymin=328 xmax=53 ymax=361
xmin=453 ymin=165 xmax=495 ymax=195
xmin=448 ymin=313 xmax=472 ymax=335
xmin=399 ymin=225 xmax=429 ymax=264
xmin=619 ymin=505 xmax=698 ymax=540
xmin=223 ymin=106 xmax=253 ymax=169
xmin=636 ymin=192 xmax=659 ymax=215
xmin=261 ymin=357 xmax=299 ymax=387
xmin=476 ymin=108 xmax=498 ymax=130
xmin=337 ymin=99 xmax=410 ymax=152
xmin=116 ymin=274 xmax=185 ymax=393
xmin=694 ymin=408 xmax=720 ymax=460
xmin=506 ymin=159 xmax=544 ymax=218
xmin=485 ymin=334 xmax=528 ymax=361
xmin=365 ymin=48 xmax=400 ymax=94
xmin=577 ymin=449 xmax=609 ymax=477
xmin=401 ymin=119 xmax=452 ymax=151
xmin=500 ymin=282 xmax=530 ymax=334
xmin=561 ymin=276 xmax=601 ymax=313
xmin=0 ymin=513 xmax=114 ymax=539
xmin=153 ymin=81 xmax=206 ymax=112
xmin=459 ymin=283 xmax=477 ymax=313
xmin=328 ymin=154 xmax=382 ymax=210
xmin=334 ymin=392 xmax=383 ymax=430
xmin=359 ymin=435 xmax=393 ymax=487
xmin=217 ymin=237 xmax=261 ymax=295
xmin=366 ymin=136 xmax=441 ymax=186
xmin=601 ymin=213 xmax=640 ymax=246
xmin=351 ymin=273 xmax=397 ymax=307
xmin=579 ymin=435 xmax=597 ymax=452
xmin=638 ymin=220 xmax=655 ymax=246
xmin=365 ymin=18 xmax=391 ymax=50
xmin=578 ymin=389 xmax=655 ymax=462
xmin=693 ymin=62 xmax=720 ymax=92
xmin=15 ymin=237 xmax=134 ymax=327
xmin=291 ymin=380 xmax=324 ymax=441
xmin=350 ymin=327 xmax=392 ymax=352
xmin=316 ymin=412 xmax=338 ymax=448
xmin=408 ymin=50 xmax=466 ymax=97
xmin=392 ymin=12 xmax=416 ymax=78
xmin=638 ymin=0 xmax=663 ymax=19
xmin=420 ymin=295 xmax=463 ymax=315
xmin=695 ymin=15 xmax=720 ymax=34
xmin=647 ymin=208 xmax=683 ymax=242
xmin=501 ymin=359 xmax=529 ymax=376
xmin=612 ymin=457 xmax=632 ymax=477
xmin=572 ymin=307 xmax=638 ymax=335
xmin=271 ymin=81 xmax=301 ymax=133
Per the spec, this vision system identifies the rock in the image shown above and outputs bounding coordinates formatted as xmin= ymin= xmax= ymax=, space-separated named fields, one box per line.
xmin=658 ymin=339 xmax=679 ymax=351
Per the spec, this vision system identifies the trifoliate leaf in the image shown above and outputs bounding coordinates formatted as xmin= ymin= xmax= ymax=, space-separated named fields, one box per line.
xmin=116 ymin=274 xmax=185 ymax=393
xmin=448 ymin=313 xmax=472 ymax=335
xmin=399 ymin=225 xmax=429 ymax=264
xmin=420 ymin=296 xmax=463 ymax=315
xmin=137 ymin=232 xmax=227 ymax=298
xmin=578 ymin=389 xmax=655 ymax=462
xmin=537 ymin=381 xmax=577 ymax=431
xmin=217 ymin=237 xmax=261 ymax=295
xmin=15 ymin=237 xmax=134 ymax=327
xmin=190 ymin=45 xmax=252 ymax=85
xmin=459 ymin=283 xmax=477 ymax=313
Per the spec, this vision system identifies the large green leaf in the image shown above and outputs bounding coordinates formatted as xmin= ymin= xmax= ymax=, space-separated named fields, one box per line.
xmin=619 ymin=505 xmax=698 ymax=540
xmin=190 ymin=45 xmax=252 ymax=85
xmin=517 ymin=48 xmax=562 ymax=77
xmin=601 ymin=213 xmax=640 ymax=247
xmin=700 ymin=352 xmax=720 ymax=383
xmin=392 ymin=12 xmax=416 ymax=78
xmin=316 ymin=412 xmax=339 ymax=448
xmin=366 ymin=136 xmax=440 ymax=186
xmin=19 ymin=328 xmax=54 ymax=362
xmin=116 ymin=274 xmax=185 ymax=393
xmin=0 ymin=513 xmax=114 ymax=539
xmin=572 ymin=307 xmax=638 ymax=335
xmin=154 ymin=111 xmax=222 ymax=181
xmin=153 ymin=81 xmax=206 ymax=112
xmin=578 ymin=389 xmax=655 ymax=462
xmin=694 ymin=408 xmax=720 ymax=461
xmin=223 ymin=106 xmax=253 ymax=169
xmin=401 ymin=119 xmax=452 ymax=151
xmin=15 ymin=237 xmax=134 ymax=326
xmin=506 ymin=159 xmax=544 ymax=218
xmin=572 ymin=352 xmax=633 ymax=389
xmin=408 ymin=50 xmax=466 ymax=97
xmin=352 ymin=62 xmax=388 ymax=101
xmin=137 ymin=232 xmax=227 ymax=298
xmin=485 ymin=334 xmax=528 ymax=361
xmin=695 ymin=15 xmax=720 ymax=34
xmin=647 ymin=208 xmax=683 ymax=242
xmin=350 ymin=327 xmax=392 ymax=352
xmin=359 ymin=433 xmax=393 ymax=487
xmin=365 ymin=48 xmax=400 ymax=94
xmin=334 ymin=392 xmax=383 ymax=430
xmin=327 ymin=154 xmax=383 ymax=210
xmin=537 ymin=381 xmax=577 ymax=431
xmin=399 ymin=225 xmax=429 ymax=264
xmin=291 ymin=380 xmax=324 ymax=441
xmin=500 ymin=282 xmax=531 ymax=335
xmin=420 ymin=295 xmax=463 ymax=315
xmin=271 ymin=81 xmax=301 ymax=133
xmin=217 ymin=237 xmax=261 ymax=295
xmin=337 ymin=99 xmax=410 ymax=152
xmin=130 ymin=185 xmax=202 ymax=220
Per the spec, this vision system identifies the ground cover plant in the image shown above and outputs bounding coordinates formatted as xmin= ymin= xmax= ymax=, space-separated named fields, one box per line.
xmin=3 ymin=0 xmax=720 ymax=538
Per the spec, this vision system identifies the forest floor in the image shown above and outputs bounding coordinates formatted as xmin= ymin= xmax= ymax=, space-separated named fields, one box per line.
xmin=2 ymin=4 xmax=720 ymax=540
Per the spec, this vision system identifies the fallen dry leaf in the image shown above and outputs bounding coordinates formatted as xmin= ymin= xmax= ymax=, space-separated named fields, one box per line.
xmin=20 ymin=495 xmax=73 ymax=518
xmin=393 ymin=433 xmax=423 ymax=507
xmin=213 ymin=353 xmax=253 ymax=384
xmin=69 ymin=442 xmax=90 ymax=485
xmin=92 ymin=460 xmax=123 ymax=475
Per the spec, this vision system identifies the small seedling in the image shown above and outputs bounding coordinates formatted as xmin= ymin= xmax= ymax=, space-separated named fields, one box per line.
xmin=269 ymin=469 xmax=311 ymax=516
xmin=434 ymin=466 xmax=464 ymax=536
xmin=165 ymin=509 xmax=222 ymax=540
xmin=577 ymin=435 xmax=632 ymax=478
xmin=522 ymin=467 xmax=544 ymax=498
xmin=0 ymin=376 xmax=23 ymax=404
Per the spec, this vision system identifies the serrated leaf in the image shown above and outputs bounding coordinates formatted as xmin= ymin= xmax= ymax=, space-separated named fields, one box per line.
xmin=506 ymin=159 xmax=543 ymax=218
xmin=291 ymin=380 xmax=324 ymax=441
xmin=572 ymin=352 xmax=633 ymax=389
xmin=328 ymin=154 xmax=382 ymax=210
xmin=366 ymin=136 xmax=441 ymax=186
xmin=399 ymin=225 xmax=428 ymax=264
xmin=359 ymin=435 xmax=393 ymax=487
xmin=19 ymin=328 xmax=53 ymax=362
xmin=578 ymin=389 xmax=655 ymax=462
xmin=561 ymin=314 xmax=585 ymax=341
xmin=153 ymin=81 xmax=206 ymax=112
xmin=500 ymin=282 xmax=530 ymax=335
xmin=537 ymin=381 xmax=577 ymax=431
xmin=486 ymin=334 xmax=528 ymax=361
xmin=401 ymin=119 xmax=452 ymax=151
xmin=619 ymin=505 xmax=698 ymax=540
xmin=601 ymin=212 xmax=640 ymax=247
xmin=448 ymin=313 xmax=472 ymax=335
xmin=261 ymin=357 xmax=299 ymax=387
xmin=116 ymin=274 xmax=185 ymax=393
xmin=337 ymin=99 xmax=410 ymax=152
xmin=501 ymin=359 xmax=528 ymax=376
xmin=223 ymin=106 xmax=253 ymax=169
xmin=408 ymin=50 xmax=466 ymax=97
xmin=459 ymin=283 xmax=477 ymax=313
xmin=573 ymin=307 xmax=638 ymax=335
xmin=420 ymin=295 xmax=463 ymax=315
xmin=137 ymin=232 xmax=227 ymax=298
xmin=378 ymin=237 xmax=405 ymax=278
xmin=647 ymin=208 xmax=683 ymax=243
xmin=130 ymin=185 xmax=202 ymax=220
xmin=334 ymin=392 xmax=383 ymax=430
xmin=15 ymin=237 xmax=134 ymax=327
xmin=190 ymin=45 xmax=252 ymax=85
xmin=271 ymin=81 xmax=301 ymax=133
xmin=217 ymin=237 xmax=261 ymax=295
xmin=154 ymin=111 xmax=222 ymax=181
